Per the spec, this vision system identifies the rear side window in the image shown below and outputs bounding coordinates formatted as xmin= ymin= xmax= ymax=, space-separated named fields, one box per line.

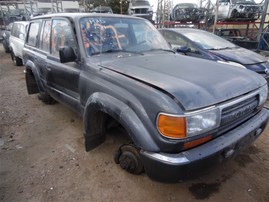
xmin=40 ymin=20 xmax=51 ymax=52
xmin=27 ymin=22 xmax=40 ymax=47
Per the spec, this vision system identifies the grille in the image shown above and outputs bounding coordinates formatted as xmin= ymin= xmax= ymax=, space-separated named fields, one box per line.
xmin=134 ymin=8 xmax=148 ymax=14
xmin=218 ymin=95 xmax=259 ymax=135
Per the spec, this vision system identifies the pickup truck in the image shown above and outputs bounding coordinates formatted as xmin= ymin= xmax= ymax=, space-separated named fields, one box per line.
xmin=23 ymin=13 xmax=269 ymax=182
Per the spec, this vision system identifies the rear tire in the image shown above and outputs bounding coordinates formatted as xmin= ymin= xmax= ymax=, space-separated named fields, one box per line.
xmin=231 ymin=10 xmax=239 ymax=19
xmin=10 ymin=50 xmax=23 ymax=66
xmin=38 ymin=92 xmax=56 ymax=105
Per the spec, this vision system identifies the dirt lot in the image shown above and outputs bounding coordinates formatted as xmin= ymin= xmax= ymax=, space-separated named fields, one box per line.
xmin=1 ymin=45 xmax=269 ymax=202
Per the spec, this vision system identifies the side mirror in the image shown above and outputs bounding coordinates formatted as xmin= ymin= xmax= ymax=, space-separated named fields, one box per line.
xmin=59 ymin=46 xmax=76 ymax=63
xmin=175 ymin=46 xmax=191 ymax=54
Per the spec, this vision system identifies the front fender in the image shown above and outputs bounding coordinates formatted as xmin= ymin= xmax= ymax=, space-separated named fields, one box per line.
xmin=83 ymin=92 xmax=159 ymax=152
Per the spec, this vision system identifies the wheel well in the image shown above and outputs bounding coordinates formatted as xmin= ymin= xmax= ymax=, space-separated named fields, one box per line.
xmin=25 ymin=68 xmax=39 ymax=94
xmin=84 ymin=110 xmax=131 ymax=151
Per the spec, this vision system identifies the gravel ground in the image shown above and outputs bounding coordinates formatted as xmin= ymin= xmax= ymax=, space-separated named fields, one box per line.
xmin=1 ymin=45 xmax=269 ymax=202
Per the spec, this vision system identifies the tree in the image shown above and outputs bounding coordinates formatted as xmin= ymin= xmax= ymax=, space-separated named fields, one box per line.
xmin=108 ymin=0 xmax=129 ymax=14
xmin=82 ymin=0 xmax=129 ymax=14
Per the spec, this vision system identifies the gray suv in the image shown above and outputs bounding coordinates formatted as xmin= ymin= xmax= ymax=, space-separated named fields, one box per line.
xmin=23 ymin=13 xmax=269 ymax=182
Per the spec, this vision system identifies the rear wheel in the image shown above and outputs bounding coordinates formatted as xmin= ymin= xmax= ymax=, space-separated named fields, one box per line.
xmin=38 ymin=92 xmax=56 ymax=105
xmin=231 ymin=10 xmax=239 ymax=19
xmin=10 ymin=50 xmax=23 ymax=66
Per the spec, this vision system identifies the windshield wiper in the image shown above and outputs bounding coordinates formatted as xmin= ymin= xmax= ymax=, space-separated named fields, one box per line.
xmin=208 ymin=47 xmax=233 ymax=50
xmin=91 ymin=49 xmax=144 ymax=56
xmin=143 ymin=48 xmax=175 ymax=53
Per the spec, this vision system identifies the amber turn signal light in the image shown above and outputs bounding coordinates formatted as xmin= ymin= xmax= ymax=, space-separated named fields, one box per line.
xmin=183 ymin=135 xmax=213 ymax=150
xmin=157 ymin=114 xmax=186 ymax=139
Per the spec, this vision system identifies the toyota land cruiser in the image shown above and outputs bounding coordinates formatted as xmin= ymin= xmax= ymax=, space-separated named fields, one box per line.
xmin=23 ymin=13 xmax=269 ymax=182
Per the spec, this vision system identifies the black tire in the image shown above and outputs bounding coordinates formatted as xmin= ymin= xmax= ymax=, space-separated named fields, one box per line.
xmin=38 ymin=92 xmax=56 ymax=105
xmin=231 ymin=10 xmax=239 ymax=19
xmin=10 ymin=50 xmax=23 ymax=66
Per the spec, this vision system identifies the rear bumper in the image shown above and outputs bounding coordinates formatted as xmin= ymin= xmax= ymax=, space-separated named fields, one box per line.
xmin=140 ymin=108 xmax=269 ymax=183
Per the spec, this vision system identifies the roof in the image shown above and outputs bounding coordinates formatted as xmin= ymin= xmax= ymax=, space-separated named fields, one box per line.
xmin=160 ymin=28 xmax=206 ymax=34
xmin=12 ymin=21 xmax=29 ymax=26
xmin=31 ymin=13 xmax=140 ymax=21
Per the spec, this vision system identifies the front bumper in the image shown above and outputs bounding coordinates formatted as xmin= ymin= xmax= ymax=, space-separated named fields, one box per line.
xmin=140 ymin=108 xmax=269 ymax=183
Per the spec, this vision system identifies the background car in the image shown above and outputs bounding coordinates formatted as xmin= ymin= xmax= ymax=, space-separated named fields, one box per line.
xmin=128 ymin=0 xmax=153 ymax=21
xmin=159 ymin=28 xmax=269 ymax=84
xmin=2 ymin=22 xmax=13 ymax=53
xmin=218 ymin=0 xmax=263 ymax=21
xmin=9 ymin=21 xmax=29 ymax=66
xmin=170 ymin=3 xmax=205 ymax=23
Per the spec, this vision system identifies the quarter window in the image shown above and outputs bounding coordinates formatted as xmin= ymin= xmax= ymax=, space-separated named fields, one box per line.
xmin=27 ymin=22 xmax=40 ymax=47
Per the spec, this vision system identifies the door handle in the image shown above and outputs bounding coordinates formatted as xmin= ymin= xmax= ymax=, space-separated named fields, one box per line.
xmin=47 ymin=67 xmax=52 ymax=71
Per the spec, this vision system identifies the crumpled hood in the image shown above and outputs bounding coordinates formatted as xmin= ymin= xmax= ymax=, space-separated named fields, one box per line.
xmin=209 ymin=47 xmax=267 ymax=65
xmin=98 ymin=53 xmax=266 ymax=111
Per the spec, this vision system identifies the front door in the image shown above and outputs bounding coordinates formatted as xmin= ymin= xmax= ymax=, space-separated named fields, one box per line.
xmin=46 ymin=18 xmax=81 ymax=112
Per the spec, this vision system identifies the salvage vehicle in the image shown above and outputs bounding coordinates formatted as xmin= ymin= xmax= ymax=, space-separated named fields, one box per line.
xmin=159 ymin=28 xmax=269 ymax=86
xmin=23 ymin=13 xmax=269 ymax=182
xmin=128 ymin=0 xmax=153 ymax=21
xmin=215 ymin=28 xmax=258 ymax=49
xmin=170 ymin=3 xmax=205 ymax=23
xmin=218 ymin=0 xmax=263 ymax=21
xmin=9 ymin=21 xmax=29 ymax=66
xmin=2 ymin=22 xmax=13 ymax=53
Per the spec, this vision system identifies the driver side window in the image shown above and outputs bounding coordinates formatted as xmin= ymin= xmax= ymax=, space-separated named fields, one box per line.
xmin=51 ymin=19 xmax=77 ymax=57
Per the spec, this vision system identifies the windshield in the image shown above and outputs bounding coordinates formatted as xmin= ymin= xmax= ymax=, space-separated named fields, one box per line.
xmin=132 ymin=1 xmax=150 ymax=6
xmin=177 ymin=3 xmax=197 ymax=8
xmin=36 ymin=8 xmax=51 ymax=13
xmin=9 ymin=9 xmax=22 ymax=15
xmin=80 ymin=17 xmax=170 ymax=56
xmin=182 ymin=31 xmax=237 ymax=50
xmin=235 ymin=0 xmax=256 ymax=4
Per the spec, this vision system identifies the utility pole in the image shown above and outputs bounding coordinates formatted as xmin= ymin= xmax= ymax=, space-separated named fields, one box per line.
xmin=213 ymin=0 xmax=219 ymax=33
xmin=120 ymin=0 xmax=122 ymax=14
xmin=258 ymin=0 xmax=269 ymax=41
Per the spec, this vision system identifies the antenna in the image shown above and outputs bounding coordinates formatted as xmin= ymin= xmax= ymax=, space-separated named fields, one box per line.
xmin=99 ymin=6 xmax=102 ymax=66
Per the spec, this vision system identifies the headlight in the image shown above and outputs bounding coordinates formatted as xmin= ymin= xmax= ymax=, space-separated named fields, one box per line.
xmin=186 ymin=107 xmax=221 ymax=137
xmin=217 ymin=60 xmax=246 ymax=69
xmin=259 ymin=85 xmax=268 ymax=106
xmin=157 ymin=107 xmax=221 ymax=139
xmin=3 ymin=32 xmax=6 ymax=37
